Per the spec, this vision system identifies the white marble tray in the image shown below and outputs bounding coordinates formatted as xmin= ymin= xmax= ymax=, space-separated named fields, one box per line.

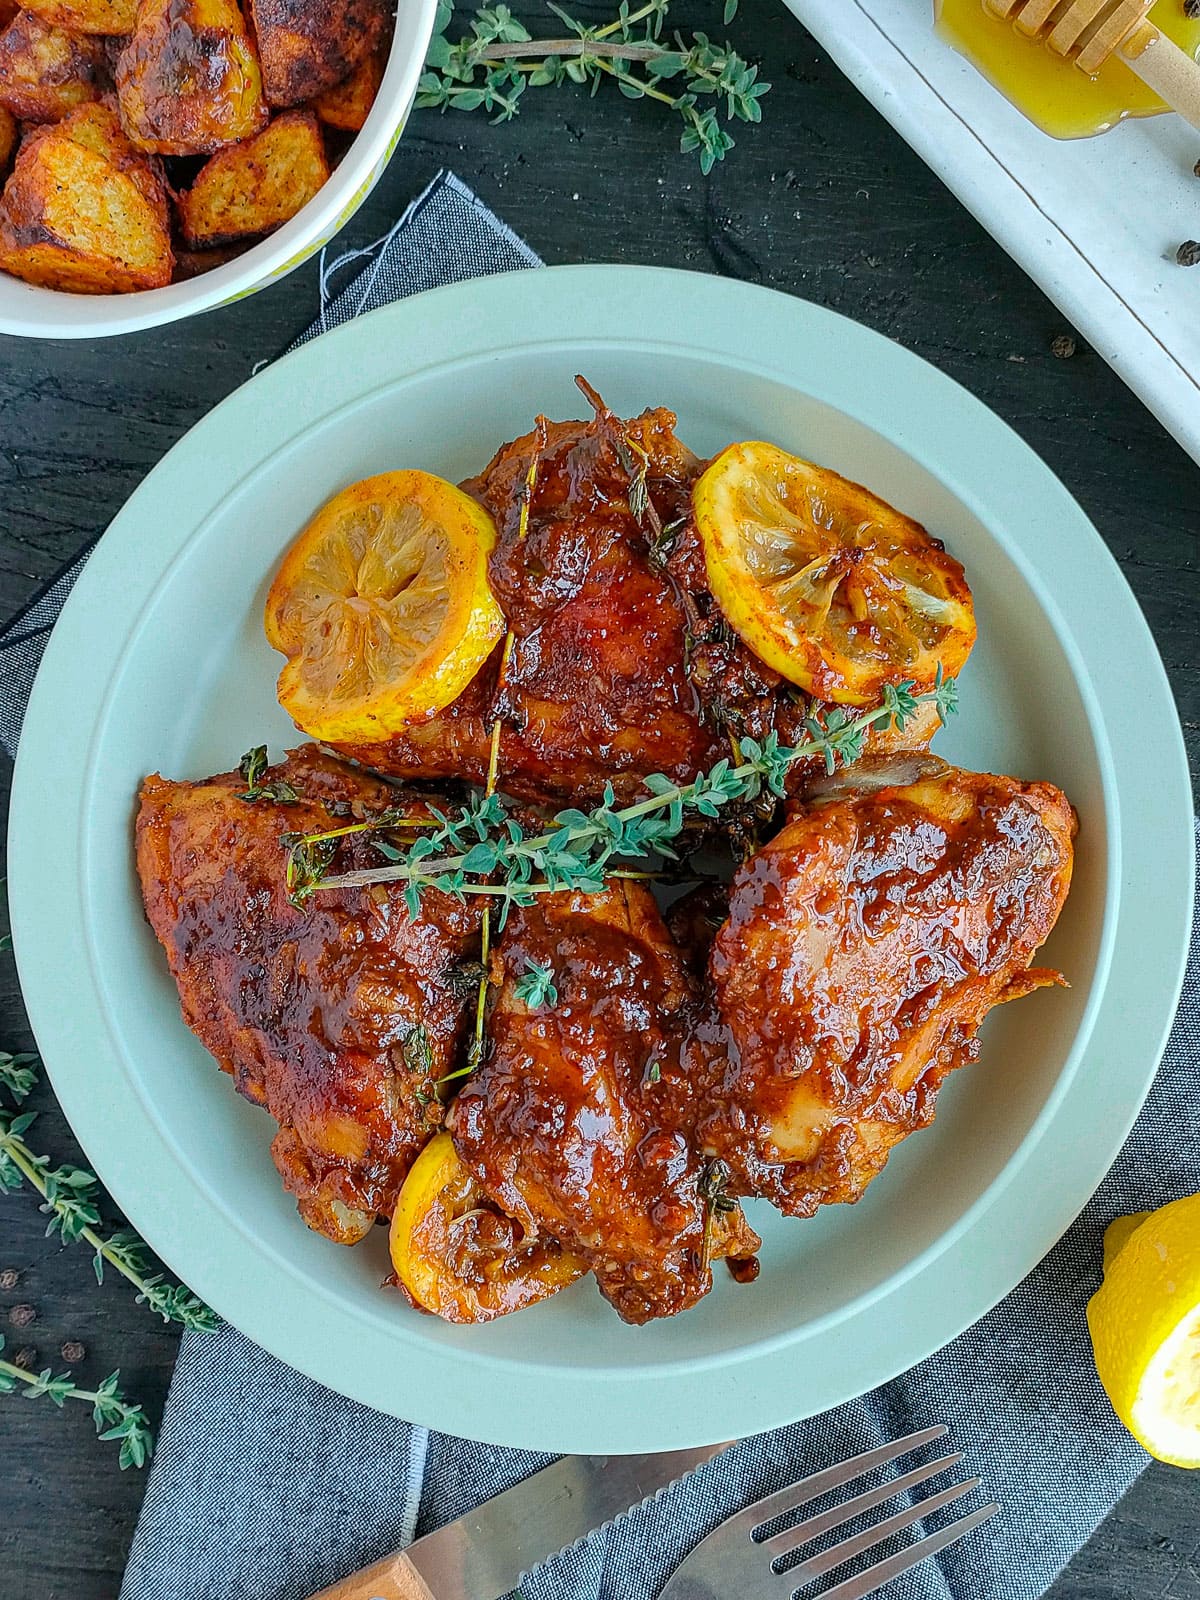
xmin=784 ymin=0 xmax=1200 ymax=466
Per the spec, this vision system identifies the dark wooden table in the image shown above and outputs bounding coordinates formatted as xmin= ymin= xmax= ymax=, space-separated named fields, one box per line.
xmin=1 ymin=3 xmax=1197 ymax=1595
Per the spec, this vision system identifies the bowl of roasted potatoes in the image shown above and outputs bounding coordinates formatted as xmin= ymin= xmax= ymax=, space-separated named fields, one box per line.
xmin=0 ymin=0 xmax=437 ymax=336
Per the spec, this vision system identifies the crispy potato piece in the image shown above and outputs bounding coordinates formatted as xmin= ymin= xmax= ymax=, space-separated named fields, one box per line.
xmin=47 ymin=98 xmax=169 ymax=228
xmin=0 ymin=11 xmax=106 ymax=123
xmin=116 ymin=0 xmax=268 ymax=155
xmin=20 ymin=0 xmax=137 ymax=36
xmin=0 ymin=105 xmax=15 ymax=168
xmin=309 ymin=39 xmax=385 ymax=131
xmin=172 ymin=238 xmax=250 ymax=277
xmin=176 ymin=107 xmax=327 ymax=245
xmin=0 ymin=116 xmax=173 ymax=290
xmin=249 ymin=0 xmax=389 ymax=107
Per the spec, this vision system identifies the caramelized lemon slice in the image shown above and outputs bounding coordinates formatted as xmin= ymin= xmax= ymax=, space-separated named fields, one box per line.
xmin=693 ymin=442 xmax=976 ymax=706
xmin=265 ymin=471 xmax=505 ymax=744
xmin=389 ymin=1133 xmax=586 ymax=1325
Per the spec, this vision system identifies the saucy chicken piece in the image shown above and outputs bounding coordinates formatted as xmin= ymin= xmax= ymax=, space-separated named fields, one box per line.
xmin=329 ymin=407 xmax=725 ymax=804
xmin=135 ymin=745 xmax=482 ymax=1245
xmin=694 ymin=757 xmax=1076 ymax=1215
xmin=450 ymin=881 xmax=759 ymax=1324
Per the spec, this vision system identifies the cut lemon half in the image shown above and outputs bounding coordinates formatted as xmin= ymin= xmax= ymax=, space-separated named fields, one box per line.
xmin=1087 ymin=1192 xmax=1200 ymax=1467
xmin=693 ymin=442 xmax=976 ymax=706
xmin=265 ymin=471 xmax=505 ymax=744
xmin=389 ymin=1133 xmax=586 ymax=1325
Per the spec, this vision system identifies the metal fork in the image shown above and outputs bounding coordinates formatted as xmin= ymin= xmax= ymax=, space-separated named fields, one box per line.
xmin=658 ymin=1425 xmax=998 ymax=1600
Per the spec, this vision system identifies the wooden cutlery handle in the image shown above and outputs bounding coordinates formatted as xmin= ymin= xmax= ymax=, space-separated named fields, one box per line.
xmin=1119 ymin=21 xmax=1200 ymax=132
xmin=305 ymin=1550 xmax=436 ymax=1600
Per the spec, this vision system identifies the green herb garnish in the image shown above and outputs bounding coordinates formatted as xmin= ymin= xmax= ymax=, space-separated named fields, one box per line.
xmin=0 ymin=1337 xmax=153 ymax=1469
xmin=418 ymin=1 xmax=767 ymax=175
xmin=513 ymin=959 xmax=558 ymax=1009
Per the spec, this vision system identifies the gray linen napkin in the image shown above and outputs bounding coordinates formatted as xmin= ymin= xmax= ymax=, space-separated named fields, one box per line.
xmin=1 ymin=169 xmax=1195 ymax=1600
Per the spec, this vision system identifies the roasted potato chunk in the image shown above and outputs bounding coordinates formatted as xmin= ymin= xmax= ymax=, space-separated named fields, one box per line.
xmin=0 ymin=115 xmax=173 ymax=290
xmin=248 ymin=0 xmax=389 ymax=107
xmin=309 ymin=38 xmax=385 ymax=131
xmin=0 ymin=11 xmax=106 ymax=123
xmin=19 ymin=0 xmax=137 ymax=36
xmin=0 ymin=105 xmax=15 ymax=168
xmin=116 ymin=0 xmax=268 ymax=155
xmin=49 ymin=98 xmax=169 ymax=228
xmin=176 ymin=108 xmax=327 ymax=245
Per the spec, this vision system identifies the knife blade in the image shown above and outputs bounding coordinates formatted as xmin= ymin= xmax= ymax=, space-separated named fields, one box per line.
xmin=308 ymin=1444 xmax=732 ymax=1600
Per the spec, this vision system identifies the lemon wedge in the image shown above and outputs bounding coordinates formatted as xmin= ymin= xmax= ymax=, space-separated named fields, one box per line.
xmin=1087 ymin=1192 xmax=1200 ymax=1467
xmin=265 ymin=471 xmax=505 ymax=744
xmin=390 ymin=1133 xmax=586 ymax=1324
xmin=693 ymin=441 xmax=976 ymax=706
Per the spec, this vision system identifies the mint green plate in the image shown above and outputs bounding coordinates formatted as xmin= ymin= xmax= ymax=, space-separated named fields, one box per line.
xmin=9 ymin=267 xmax=1192 ymax=1451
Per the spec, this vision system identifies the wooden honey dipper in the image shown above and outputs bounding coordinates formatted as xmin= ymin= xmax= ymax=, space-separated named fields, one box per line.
xmin=984 ymin=0 xmax=1200 ymax=129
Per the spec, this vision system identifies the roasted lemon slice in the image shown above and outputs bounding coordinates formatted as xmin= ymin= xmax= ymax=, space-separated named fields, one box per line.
xmin=693 ymin=442 xmax=976 ymax=706
xmin=389 ymin=1133 xmax=586 ymax=1325
xmin=265 ymin=471 xmax=505 ymax=744
xmin=1087 ymin=1193 xmax=1200 ymax=1467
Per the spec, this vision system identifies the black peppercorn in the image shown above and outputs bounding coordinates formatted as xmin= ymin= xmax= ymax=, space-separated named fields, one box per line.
xmin=0 ymin=1268 xmax=19 ymax=1290
xmin=9 ymin=1303 xmax=36 ymax=1328
xmin=1177 ymin=240 xmax=1200 ymax=267
xmin=1050 ymin=334 xmax=1077 ymax=359
xmin=61 ymin=1340 xmax=86 ymax=1363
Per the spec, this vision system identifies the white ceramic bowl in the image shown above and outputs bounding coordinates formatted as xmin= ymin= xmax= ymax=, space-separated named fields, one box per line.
xmin=0 ymin=0 xmax=437 ymax=339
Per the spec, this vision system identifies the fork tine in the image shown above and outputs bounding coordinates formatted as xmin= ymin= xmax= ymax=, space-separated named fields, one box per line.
xmin=734 ymin=1425 xmax=949 ymax=1538
xmin=761 ymin=1452 xmax=963 ymax=1558
xmin=814 ymin=1502 xmax=1001 ymax=1600
xmin=781 ymin=1477 xmax=982 ymax=1586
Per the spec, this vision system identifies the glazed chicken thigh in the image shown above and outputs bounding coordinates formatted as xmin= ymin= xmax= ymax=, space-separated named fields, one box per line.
xmin=136 ymin=746 xmax=482 ymax=1245
xmin=694 ymin=757 xmax=1076 ymax=1215
xmin=450 ymin=881 xmax=760 ymax=1324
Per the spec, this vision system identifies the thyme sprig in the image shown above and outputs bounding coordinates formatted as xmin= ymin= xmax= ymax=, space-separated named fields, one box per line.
xmin=698 ymin=1156 xmax=734 ymax=1272
xmin=0 ymin=1336 xmax=153 ymax=1469
xmin=418 ymin=1 xmax=767 ymax=174
xmin=0 ymin=1063 xmax=217 ymax=1331
xmin=302 ymin=673 xmax=957 ymax=922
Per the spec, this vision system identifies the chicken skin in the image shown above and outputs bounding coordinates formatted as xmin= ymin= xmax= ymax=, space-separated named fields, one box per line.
xmin=136 ymin=746 xmax=482 ymax=1245
xmin=450 ymin=882 xmax=759 ymax=1325
xmin=693 ymin=757 xmax=1076 ymax=1215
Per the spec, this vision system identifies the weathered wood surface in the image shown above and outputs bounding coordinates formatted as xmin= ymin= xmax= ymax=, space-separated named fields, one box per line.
xmin=0 ymin=2 xmax=1196 ymax=1595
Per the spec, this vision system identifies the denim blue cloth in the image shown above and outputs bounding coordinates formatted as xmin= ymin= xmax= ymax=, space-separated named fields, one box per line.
xmin=0 ymin=170 xmax=1193 ymax=1600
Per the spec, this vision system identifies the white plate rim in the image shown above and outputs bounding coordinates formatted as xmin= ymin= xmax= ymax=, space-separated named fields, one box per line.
xmin=8 ymin=265 xmax=1193 ymax=1450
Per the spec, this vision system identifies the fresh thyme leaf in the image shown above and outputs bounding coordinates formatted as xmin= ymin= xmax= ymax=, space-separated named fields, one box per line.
xmin=419 ymin=2 xmax=767 ymax=172
xmin=237 ymin=746 xmax=300 ymax=805
xmin=645 ymin=1059 xmax=662 ymax=1084
xmin=0 ymin=1336 xmax=154 ymax=1468
xmin=1 ymin=1088 xmax=217 ymax=1331
xmin=0 ymin=1050 xmax=38 ymax=1105
xmin=513 ymin=958 xmax=558 ymax=1009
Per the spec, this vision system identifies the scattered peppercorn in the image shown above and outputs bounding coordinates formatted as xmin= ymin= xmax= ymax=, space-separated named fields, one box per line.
xmin=13 ymin=1346 xmax=37 ymax=1371
xmin=8 ymin=1303 xmax=35 ymax=1328
xmin=60 ymin=1340 xmax=85 ymax=1364
xmin=1194 ymin=158 xmax=1200 ymax=178
xmin=1050 ymin=334 xmax=1077 ymax=359
xmin=1178 ymin=241 xmax=1200 ymax=267
xmin=0 ymin=1268 xmax=19 ymax=1290
xmin=1186 ymin=0 xmax=1200 ymax=20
